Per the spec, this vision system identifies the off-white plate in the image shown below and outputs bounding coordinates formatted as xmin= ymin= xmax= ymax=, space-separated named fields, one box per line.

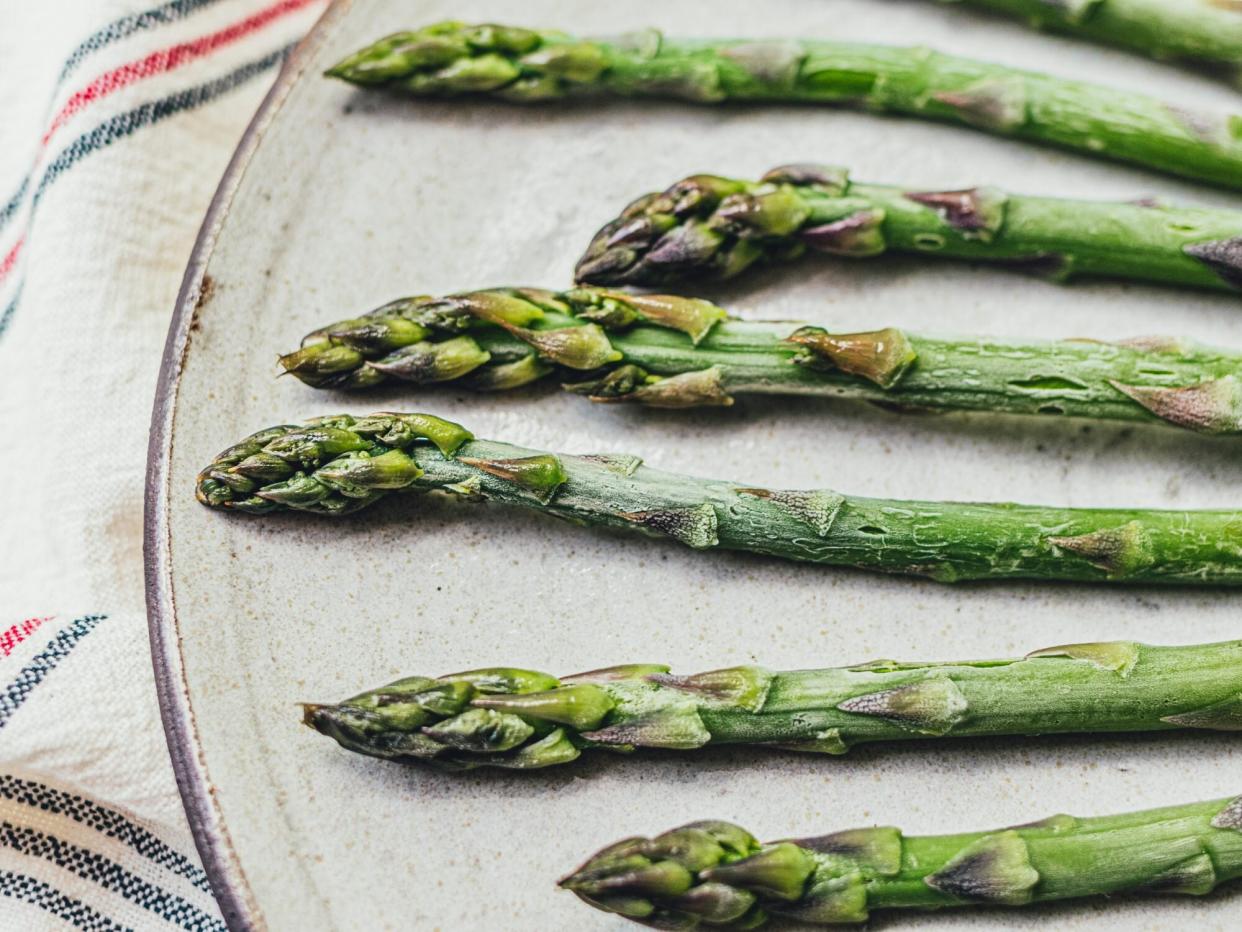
xmin=147 ymin=1 xmax=1242 ymax=928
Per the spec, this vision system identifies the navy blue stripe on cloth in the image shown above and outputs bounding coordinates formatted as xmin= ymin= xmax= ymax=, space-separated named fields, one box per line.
xmin=34 ymin=42 xmax=294 ymax=207
xmin=60 ymin=0 xmax=227 ymax=80
xmin=0 ymin=823 xmax=224 ymax=931
xmin=0 ymin=177 xmax=28 ymax=230
xmin=0 ymin=870 xmax=131 ymax=931
xmin=0 ymin=0 xmax=227 ymax=230
xmin=0 ymin=277 xmax=24 ymax=339
xmin=0 ymin=42 xmax=294 ymax=340
xmin=0 ymin=776 xmax=211 ymax=893
xmin=0 ymin=614 xmax=107 ymax=729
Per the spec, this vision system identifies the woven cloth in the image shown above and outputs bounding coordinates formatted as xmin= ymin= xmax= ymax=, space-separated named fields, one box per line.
xmin=0 ymin=2 xmax=326 ymax=927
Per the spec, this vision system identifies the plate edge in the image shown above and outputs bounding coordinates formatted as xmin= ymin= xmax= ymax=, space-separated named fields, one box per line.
xmin=143 ymin=2 xmax=354 ymax=929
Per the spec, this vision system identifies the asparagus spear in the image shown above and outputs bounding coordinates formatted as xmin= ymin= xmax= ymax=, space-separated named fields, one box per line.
xmin=325 ymin=21 xmax=1242 ymax=190
xmin=562 ymin=796 xmax=1242 ymax=927
xmin=940 ymin=0 xmax=1242 ymax=80
xmin=197 ymin=412 xmax=1242 ymax=585
xmin=303 ymin=639 xmax=1242 ymax=772
xmin=280 ymin=286 xmax=1242 ymax=436
xmin=574 ymin=164 xmax=1242 ymax=291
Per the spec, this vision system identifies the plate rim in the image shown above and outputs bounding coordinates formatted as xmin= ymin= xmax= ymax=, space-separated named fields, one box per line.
xmin=140 ymin=6 xmax=1242 ymax=929
xmin=143 ymin=2 xmax=352 ymax=929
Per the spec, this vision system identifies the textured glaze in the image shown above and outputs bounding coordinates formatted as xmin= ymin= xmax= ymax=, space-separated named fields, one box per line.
xmin=150 ymin=0 xmax=1242 ymax=929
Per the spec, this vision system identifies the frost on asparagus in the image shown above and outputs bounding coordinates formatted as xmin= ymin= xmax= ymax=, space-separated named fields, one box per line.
xmin=197 ymin=413 xmax=1242 ymax=584
xmin=574 ymin=165 xmax=1242 ymax=291
xmin=280 ymin=286 xmax=1242 ymax=436
xmin=303 ymin=640 xmax=1242 ymax=771
xmin=562 ymin=796 xmax=1242 ymax=926
xmin=326 ymin=22 xmax=1242 ymax=189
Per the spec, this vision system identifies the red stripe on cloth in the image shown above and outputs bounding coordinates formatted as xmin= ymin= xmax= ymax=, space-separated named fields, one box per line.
xmin=0 ymin=237 xmax=22 ymax=287
xmin=43 ymin=0 xmax=317 ymax=144
xmin=0 ymin=618 xmax=52 ymax=659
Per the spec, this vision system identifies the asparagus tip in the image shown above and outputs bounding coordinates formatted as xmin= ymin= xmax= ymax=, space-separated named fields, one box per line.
xmin=300 ymin=703 xmax=328 ymax=728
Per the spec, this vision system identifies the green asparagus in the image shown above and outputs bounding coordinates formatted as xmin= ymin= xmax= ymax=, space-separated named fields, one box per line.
xmin=281 ymin=286 xmax=1242 ymax=435
xmin=197 ymin=412 xmax=1242 ymax=585
xmin=574 ymin=165 xmax=1242 ymax=290
xmin=303 ymin=639 xmax=1242 ymax=771
xmin=326 ymin=21 xmax=1242 ymax=190
xmin=562 ymin=796 xmax=1242 ymax=926
xmin=939 ymin=0 xmax=1242 ymax=80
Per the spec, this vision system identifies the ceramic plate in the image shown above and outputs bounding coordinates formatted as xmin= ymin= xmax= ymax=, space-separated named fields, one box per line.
xmin=147 ymin=1 xmax=1242 ymax=928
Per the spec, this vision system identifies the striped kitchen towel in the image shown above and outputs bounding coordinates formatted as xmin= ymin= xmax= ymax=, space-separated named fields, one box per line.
xmin=0 ymin=1 xmax=326 ymax=927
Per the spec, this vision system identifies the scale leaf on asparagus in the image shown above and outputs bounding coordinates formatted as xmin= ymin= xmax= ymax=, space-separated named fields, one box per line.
xmin=280 ymin=285 xmax=1242 ymax=435
xmin=303 ymin=639 xmax=1242 ymax=771
xmin=327 ymin=21 xmax=1242 ymax=190
xmin=198 ymin=413 xmax=1242 ymax=585
xmin=562 ymin=796 xmax=1242 ymax=926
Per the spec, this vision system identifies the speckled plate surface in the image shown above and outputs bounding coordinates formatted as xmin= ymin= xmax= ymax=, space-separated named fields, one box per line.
xmin=146 ymin=1 xmax=1242 ymax=929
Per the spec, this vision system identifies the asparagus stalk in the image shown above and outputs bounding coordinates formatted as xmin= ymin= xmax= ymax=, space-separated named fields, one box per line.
xmin=197 ymin=412 xmax=1242 ymax=585
xmin=280 ymin=286 xmax=1242 ymax=436
xmin=303 ymin=639 xmax=1242 ymax=772
xmin=326 ymin=21 xmax=1242 ymax=190
xmin=562 ymin=796 xmax=1242 ymax=926
xmin=939 ymin=0 xmax=1242 ymax=80
xmin=574 ymin=164 xmax=1242 ymax=291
